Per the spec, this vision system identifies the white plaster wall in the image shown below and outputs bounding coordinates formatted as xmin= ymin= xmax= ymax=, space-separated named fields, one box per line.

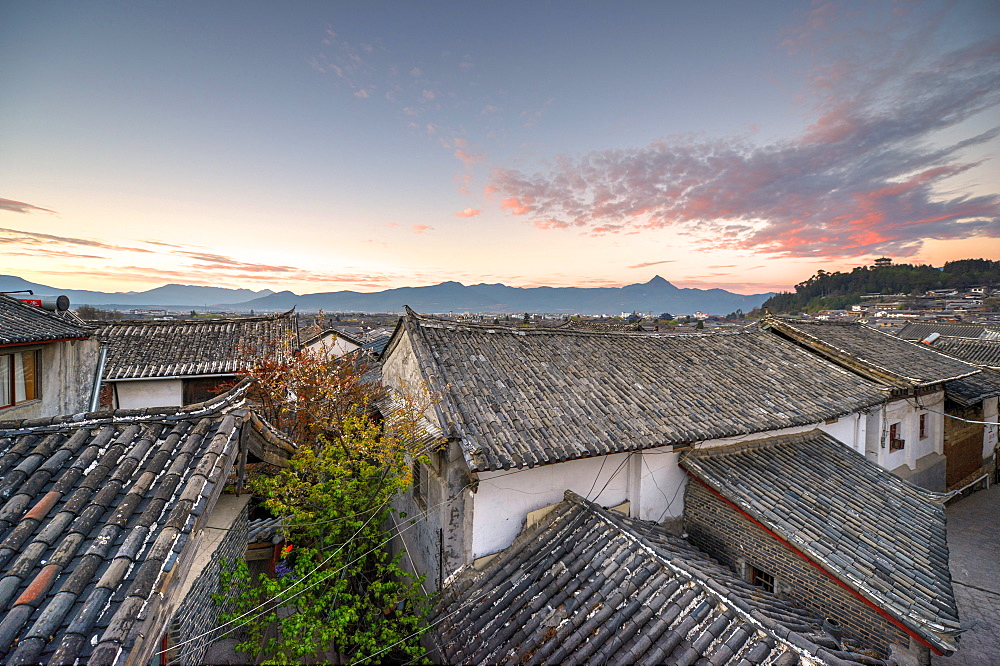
xmin=115 ymin=379 xmax=184 ymax=409
xmin=473 ymin=452 xmax=633 ymax=558
xmin=635 ymin=449 xmax=687 ymax=522
xmin=306 ymin=336 xmax=360 ymax=357
xmin=818 ymin=412 xmax=867 ymax=454
xmin=1 ymin=338 xmax=99 ymax=420
xmin=984 ymin=396 xmax=998 ymax=458
xmin=875 ymin=392 xmax=943 ymax=472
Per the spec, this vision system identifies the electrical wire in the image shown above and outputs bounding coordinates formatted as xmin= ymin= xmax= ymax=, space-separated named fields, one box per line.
xmin=162 ymin=466 xmax=517 ymax=663
xmin=159 ymin=491 xmax=391 ymax=662
xmin=353 ymin=508 xmax=595 ymax=666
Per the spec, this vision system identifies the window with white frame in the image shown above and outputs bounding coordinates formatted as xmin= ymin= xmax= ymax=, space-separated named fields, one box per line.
xmin=1 ymin=349 xmax=40 ymax=409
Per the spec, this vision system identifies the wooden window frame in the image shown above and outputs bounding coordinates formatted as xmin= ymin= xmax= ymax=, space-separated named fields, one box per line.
xmin=889 ymin=422 xmax=905 ymax=451
xmin=413 ymin=460 xmax=427 ymax=512
xmin=748 ymin=564 xmax=776 ymax=594
xmin=919 ymin=413 xmax=927 ymax=439
xmin=0 ymin=348 xmax=41 ymax=409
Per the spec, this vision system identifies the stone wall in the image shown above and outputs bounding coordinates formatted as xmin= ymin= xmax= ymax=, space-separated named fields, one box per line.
xmin=683 ymin=479 xmax=917 ymax=658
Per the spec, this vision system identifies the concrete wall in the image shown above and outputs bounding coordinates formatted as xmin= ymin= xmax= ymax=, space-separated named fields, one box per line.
xmin=114 ymin=378 xmax=184 ymax=409
xmin=0 ymin=337 xmax=99 ymax=420
xmin=380 ymin=330 xmax=428 ymax=404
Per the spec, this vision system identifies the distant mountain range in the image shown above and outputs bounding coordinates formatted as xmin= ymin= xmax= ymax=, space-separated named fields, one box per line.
xmin=0 ymin=274 xmax=774 ymax=315
xmin=0 ymin=275 xmax=274 ymax=308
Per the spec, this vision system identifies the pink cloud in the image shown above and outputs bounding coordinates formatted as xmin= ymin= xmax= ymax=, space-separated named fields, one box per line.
xmin=532 ymin=218 xmax=570 ymax=230
xmin=0 ymin=227 xmax=154 ymax=253
xmin=500 ymin=197 xmax=532 ymax=215
xmin=412 ymin=224 xmax=432 ymax=234
xmin=454 ymin=149 xmax=483 ymax=170
xmin=488 ymin=16 xmax=1000 ymax=259
xmin=626 ymin=260 xmax=677 ymax=269
xmin=455 ymin=208 xmax=481 ymax=218
xmin=0 ymin=198 xmax=56 ymax=214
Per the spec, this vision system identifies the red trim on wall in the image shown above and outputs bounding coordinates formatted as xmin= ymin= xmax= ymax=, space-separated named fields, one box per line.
xmin=683 ymin=471 xmax=944 ymax=656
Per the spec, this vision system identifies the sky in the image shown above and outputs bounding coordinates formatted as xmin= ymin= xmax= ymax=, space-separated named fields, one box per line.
xmin=1 ymin=0 xmax=998 ymax=296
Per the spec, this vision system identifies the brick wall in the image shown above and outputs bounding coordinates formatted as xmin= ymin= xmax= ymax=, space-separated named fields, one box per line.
xmin=683 ymin=480 xmax=914 ymax=657
xmin=168 ymin=500 xmax=250 ymax=665
xmin=944 ymin=400 xmax=986 ymax=489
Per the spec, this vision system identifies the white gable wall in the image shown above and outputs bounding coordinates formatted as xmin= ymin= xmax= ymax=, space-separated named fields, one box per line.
xmin=473 ymin=452 xmax=631 ymax=559
xmin=114 ymin=379 xmax=183 ymax=409
xmin=984 ymin=396 xmax=998 ymax=459
xmin=306 ymin=335 xmax=360 ymax=356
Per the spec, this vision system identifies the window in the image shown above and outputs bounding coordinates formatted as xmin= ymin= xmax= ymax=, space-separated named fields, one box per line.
xmin=748 ymin=564 xmax=776 ymax=594
xmin=1 ymin=350 xmax=40 ymax=409
xmin=412 ymin=461 xmax=427 ymax=511
xmin=889 ymin=422 xmax=905 ymax=451
xmin=919 ymin=413 xmax=928 ymax=439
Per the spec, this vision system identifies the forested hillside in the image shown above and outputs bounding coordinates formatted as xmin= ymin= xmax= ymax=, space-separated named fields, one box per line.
xmin=762 ymin=259 xmax=1000 ymax=314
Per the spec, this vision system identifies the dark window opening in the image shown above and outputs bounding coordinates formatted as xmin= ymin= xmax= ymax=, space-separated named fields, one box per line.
xmin=889 ymin=422 xmax=905 ymax=451
xmin=413 ymin=461 xmax=427 ymax=511
xmin=748 ymin=564 xmax=776 ymax=594
xmin=919 ymin=413 xmax=927 ymax=439
xmin=182 ymin=377 xmax=233 ymax=405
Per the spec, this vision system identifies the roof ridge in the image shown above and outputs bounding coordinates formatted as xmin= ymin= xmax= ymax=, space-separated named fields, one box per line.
xmin=405 ymin=307 xmax=753 ymax=340
xmin=91 ymin=309 xmax=296 ymax=327
xmin=764 ymin=315 xmax=979 ymax=386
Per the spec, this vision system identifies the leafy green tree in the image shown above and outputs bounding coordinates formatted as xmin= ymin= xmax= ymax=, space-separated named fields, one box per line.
xmin=220 ymin=345 xmax=430 ymax=664
xmin=762 ymin=259 xmax=1000 ymax=313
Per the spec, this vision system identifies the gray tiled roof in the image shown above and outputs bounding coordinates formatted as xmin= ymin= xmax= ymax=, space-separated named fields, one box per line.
xmin=95 ymin=311 xmax=297 ymax=380
xmin=392 ymin=310 xmax=887 ymax=472
xmin=945 ymin=368 xmax=1000 ymax=407
xmin=361 ymin=333 xmax=391 ymax=357
xmin=434 ymin=490 xmax=887 ymax=665
xmin=298 ymin=326 xmax=364 ymax=349
xmin=0 ymin=294 xmax=92 ymax=346
xmin=896 ymin=323 xmax=990 ymax=341
xmin=929 ymin=336 xmax=1000 ymax=369
xmin=764 ymin=317 xmax=979 ymax=387
xmin=0 ymin=381 xmax=292 ymax=665
xmin=681 ymin=430 xmax=960 ymax=654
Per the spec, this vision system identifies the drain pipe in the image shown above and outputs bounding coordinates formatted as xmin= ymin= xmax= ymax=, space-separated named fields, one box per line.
xmin=88 ymin=342 xmax=110 ymax=412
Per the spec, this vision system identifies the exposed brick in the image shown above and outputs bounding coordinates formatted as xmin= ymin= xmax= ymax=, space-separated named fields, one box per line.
xmin=684 ymin=481 xmax=912 ymax=656
xmin=167 ymin=500 xmax=249 ymax=666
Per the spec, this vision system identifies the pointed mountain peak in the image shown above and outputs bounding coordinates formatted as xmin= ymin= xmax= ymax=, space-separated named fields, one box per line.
xmin=646 ymin=275 xmax=677 ymax=289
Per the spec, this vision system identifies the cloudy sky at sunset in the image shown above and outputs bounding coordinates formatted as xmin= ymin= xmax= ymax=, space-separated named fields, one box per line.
xmin=2 ymin=0 xmax=997 ymax=296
